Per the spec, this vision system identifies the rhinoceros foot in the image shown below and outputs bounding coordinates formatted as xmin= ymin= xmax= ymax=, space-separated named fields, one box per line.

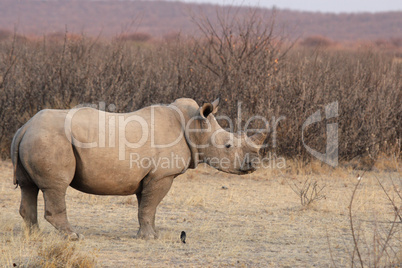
xmin=67 ymin=233 xmax=85 ymax=241
xmin=136 ymin=226 xmax=158 ymax=240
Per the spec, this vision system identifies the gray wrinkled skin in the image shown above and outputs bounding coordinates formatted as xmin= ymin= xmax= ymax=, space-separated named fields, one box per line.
xmin=11 ymin=98 xmax=266 ymax=239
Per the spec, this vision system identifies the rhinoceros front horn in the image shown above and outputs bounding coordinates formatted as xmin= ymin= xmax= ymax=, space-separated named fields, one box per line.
xmin=248 ymin=131 xmax=268 ymax=148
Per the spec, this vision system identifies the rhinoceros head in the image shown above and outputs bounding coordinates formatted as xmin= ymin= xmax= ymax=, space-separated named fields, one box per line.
xmin=175 ymin=98 xmax=267 ymax=174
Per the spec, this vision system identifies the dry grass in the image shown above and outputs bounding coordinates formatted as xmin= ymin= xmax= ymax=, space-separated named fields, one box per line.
xmin=1 ymin=160 xmax=400 ymax=267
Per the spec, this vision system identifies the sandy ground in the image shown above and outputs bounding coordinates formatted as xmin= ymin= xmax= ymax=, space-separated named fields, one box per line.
xmin=0 ymin=160 xmax=400 ymax=267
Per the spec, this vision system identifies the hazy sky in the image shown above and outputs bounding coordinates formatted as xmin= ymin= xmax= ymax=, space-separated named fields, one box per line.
xmin=175 ymin=0 xmax=402 ymax=13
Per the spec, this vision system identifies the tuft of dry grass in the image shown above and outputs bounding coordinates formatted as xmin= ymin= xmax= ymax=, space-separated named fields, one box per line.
xmin=1 ymin=231 xmax=97 ymax=268
xmin=0 ymin=220 xmax=96 ymax=268
xmin=36 ymin=238 xmax=96 ymax=268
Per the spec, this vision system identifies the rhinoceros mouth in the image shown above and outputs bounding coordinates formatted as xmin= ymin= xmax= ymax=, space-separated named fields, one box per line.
xmin=234 ymin=167 xmax=257 ymax=175
xmin=213 ymin=166 xmax=256 ymax=175
xmin=239 ymin=169 xmax=256 ymax=175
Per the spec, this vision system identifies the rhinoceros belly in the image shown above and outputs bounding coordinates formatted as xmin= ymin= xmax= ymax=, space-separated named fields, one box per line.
xmin=69 ymin=148 xmax=150 ymax=195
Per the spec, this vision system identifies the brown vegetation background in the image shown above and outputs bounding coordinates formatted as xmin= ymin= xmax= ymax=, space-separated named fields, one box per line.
xmin=0 ymin=3 xmax=401 ymax=165
xmin=0 ymin=31 xmax=401 ymax=165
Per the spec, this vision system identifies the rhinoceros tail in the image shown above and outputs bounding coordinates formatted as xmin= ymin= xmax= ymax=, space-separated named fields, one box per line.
xmin=11 ymin=124 xmax=28 ymax=187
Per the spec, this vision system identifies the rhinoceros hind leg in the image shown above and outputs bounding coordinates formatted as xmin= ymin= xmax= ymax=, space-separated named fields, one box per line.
xmin=136 ymin=175 xmax=174 ymax=239
xmin=42 ymin=188 xmax=78 ymax=237
xmin=20 ymin=186 xmax=39 ymax=231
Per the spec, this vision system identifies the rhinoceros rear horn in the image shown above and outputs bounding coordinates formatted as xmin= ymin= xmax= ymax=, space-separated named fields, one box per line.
xmin=200 ymin=98 xmax=220 ymax=118
xmin=248 ymin=131 xmax=268 ymax=148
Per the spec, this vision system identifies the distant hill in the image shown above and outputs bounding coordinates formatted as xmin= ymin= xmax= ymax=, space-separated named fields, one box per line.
xmin=0 ymin=0 xmax=401 ymax=41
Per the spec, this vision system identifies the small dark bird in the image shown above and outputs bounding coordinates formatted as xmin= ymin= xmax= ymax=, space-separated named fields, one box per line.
xmin=180 ymin=231 xmax=186 ymax=244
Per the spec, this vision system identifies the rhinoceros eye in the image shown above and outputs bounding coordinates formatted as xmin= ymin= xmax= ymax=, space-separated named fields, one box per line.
xmin=225 ymin=143 xmax=232 ymax=149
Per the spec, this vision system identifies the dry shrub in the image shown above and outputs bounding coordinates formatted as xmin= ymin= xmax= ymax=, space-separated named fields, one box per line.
xmin=374 ymin=38 xmax=402 ymax=50
xmin=389 ymin=37 xmax=402 ymax=48
xmin=0 ymin=29 xmax=13 ymax=42
xmin=287 ymin=177 xmax=326 ymax=206
xmin=116 ymin=32 xmax=152 ymax=42
xmin=46 ymin=32 xmax=68 ymax=43
xmin=269 ymin=48 xmax=401 ymax=166
xmin=162 ymin=31 xmax=181 ymax=42
xmin=188 ymin=7 xmax=292 ymax=124
xmin=300 ymin=35 xmax=334 ymax=48
xmin=373 ymin=153 xmax=400 ymax=172
xmin=346 ymin=175 xmax=401 ymax=267
xmin=0 ymin=8 xmax=400 ymax=167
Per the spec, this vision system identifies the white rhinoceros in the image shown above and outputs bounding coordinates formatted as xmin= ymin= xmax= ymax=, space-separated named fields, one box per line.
xmin=11 ymin=98 xmax=266 ymax=239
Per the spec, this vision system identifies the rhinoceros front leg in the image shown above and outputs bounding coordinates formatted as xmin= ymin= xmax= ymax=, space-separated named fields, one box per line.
xmin=136 ymin=175 xmax=174 ymax=239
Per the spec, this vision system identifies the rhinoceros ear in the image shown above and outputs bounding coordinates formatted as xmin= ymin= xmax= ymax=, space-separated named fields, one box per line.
xmin=200 ymin=98 xmax=220 ymax=118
